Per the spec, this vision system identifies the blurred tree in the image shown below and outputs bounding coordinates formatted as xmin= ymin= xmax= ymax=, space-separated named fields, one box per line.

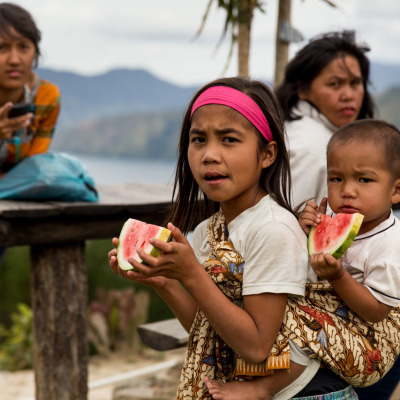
xmin=198 ymin=0 xmax=337 ymax=85
xmin=275 ymin=0 xmax=337 ymax=85
xmin=197 ymin=0 xmax=266 ymax=76
xmin=275 ymin=0 xmax=292 ymax=85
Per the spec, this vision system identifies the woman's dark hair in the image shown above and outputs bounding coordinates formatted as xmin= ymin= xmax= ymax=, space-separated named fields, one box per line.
xmin=166 ymin=76 xmax=293 ymax=234
xmin=275 ymin=30 xmax=375 ymax=121
xmin=0 ymin=3 xmax=41 ymax=67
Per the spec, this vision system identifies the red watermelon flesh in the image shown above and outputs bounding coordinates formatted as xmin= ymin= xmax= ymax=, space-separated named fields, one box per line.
xmin=117 ymin=218 xmax=172 ymax=270
xmin=308 ymin=213 xmax=364 ymax=259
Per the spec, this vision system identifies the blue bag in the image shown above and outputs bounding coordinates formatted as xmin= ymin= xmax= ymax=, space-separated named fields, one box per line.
xmin=0 ymin=152 xmax=98 ymax=202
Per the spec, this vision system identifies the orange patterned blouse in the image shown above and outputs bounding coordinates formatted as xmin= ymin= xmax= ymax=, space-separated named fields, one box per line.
xmin=0 ymin=78 xmax=61 ymax=172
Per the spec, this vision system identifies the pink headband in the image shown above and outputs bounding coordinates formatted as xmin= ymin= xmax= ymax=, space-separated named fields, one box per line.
xmin=190 ymin=86 xmax=273 ymax=142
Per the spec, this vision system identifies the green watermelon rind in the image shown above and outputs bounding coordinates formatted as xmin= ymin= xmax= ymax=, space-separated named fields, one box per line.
xmin=117 ymin=219 xmax=172 ymax=271
xmin=142 ymin=228 xmax=172 ymax=259
xmin=308 ymin=213 xmax=364 ymax=259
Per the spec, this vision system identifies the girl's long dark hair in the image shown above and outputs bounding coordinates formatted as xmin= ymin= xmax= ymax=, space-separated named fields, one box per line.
xmin=166 ymin=76 xmax=293 ymax=234
xmin=275 ymin=30 xmax=375 ymax=121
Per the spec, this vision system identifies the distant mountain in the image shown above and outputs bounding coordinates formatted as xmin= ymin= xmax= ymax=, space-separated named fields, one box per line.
xmin=38 ymin=61 xmax=400 ymax=127
xmin=42 ymin=64 xmax=400 ymax=158
xmin=375 ymin=87 xmax=400 ymax=128
xmin=52 ymin=88 xmax=400 ymax=160
xmin=53 ymin=109 xmax=183 ymax=159
xmin=37 ymin=67 xmax=199 ymax=127
xmin=370 ymin=62 xmax=400 ymax=93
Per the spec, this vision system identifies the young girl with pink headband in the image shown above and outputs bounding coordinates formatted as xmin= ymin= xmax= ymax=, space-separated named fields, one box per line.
xmin=108 ymin=77 xmax=358 ymax=399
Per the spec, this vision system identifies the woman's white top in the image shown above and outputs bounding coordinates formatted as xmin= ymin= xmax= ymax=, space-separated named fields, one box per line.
xmin=285 ymin=100 xmax=337 ymax=210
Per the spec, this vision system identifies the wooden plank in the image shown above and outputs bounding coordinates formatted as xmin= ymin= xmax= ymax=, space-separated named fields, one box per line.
xmin=30 ymin=242 xmax=88 ymax=400
xmin=0 ymin=183 xmax=174 ymax=246
xmin=0 ymin=206 xmax=170 ymax=246
xmin=137 ymin=318 xmax=188 ymax=351
xmin=0 ymin=183 xmax=174 ymax=218
xmin=49 ymin=183 xmax=174 ymax=216
xmin=0 ymin=200 xmax=61 ymax=218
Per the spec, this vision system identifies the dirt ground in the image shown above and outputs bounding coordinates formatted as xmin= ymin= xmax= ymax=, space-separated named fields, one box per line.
xmin=2 ymin=348 xmax=400 ymax=400
xmin=0 ymin=347 xmax=186 ymax=400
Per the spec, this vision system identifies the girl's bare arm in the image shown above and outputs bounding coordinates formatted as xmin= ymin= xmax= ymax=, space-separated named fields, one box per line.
xmin=131 ymin=224 xmax=288 ymax=364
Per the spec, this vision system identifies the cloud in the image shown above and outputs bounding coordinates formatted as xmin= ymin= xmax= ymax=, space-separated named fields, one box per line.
xmin=9 ymin=0 xmax=400 ymax=85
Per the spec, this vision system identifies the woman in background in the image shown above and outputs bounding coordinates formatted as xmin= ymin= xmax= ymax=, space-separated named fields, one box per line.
xmin=0 ymin=2 xmax=60 ymax=263
xmin=0 ymin=2 xmax=60 ymax=175
xmin=275 ymin=30 xmax=374 ymax=211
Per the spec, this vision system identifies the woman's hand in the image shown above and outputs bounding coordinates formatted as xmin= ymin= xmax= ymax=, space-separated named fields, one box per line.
xmin=0 ymin=102 xmax=32 ymax=140
xmin=298 ymin=198 xmax=328 ymax=235
xmin=127 ymin=223 xmax=203 ymax=286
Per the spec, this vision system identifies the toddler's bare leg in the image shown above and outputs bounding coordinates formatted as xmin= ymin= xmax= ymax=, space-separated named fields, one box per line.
xmin=205 ymin=361 xmax=305 ymax=400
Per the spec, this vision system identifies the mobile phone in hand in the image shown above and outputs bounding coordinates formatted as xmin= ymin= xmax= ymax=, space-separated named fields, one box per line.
xmin=8 ymin=102 xmax=35 ymax=118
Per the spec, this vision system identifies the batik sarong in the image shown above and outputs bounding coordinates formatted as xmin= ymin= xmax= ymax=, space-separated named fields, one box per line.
xmin=176 ymin=211 xmax=400 ymax=399
xmin=282 ymin=283 xmax=400 ymax=387
xmin=234 ymin=266 xmax=400 ymax=386
xmin=177 ymin=211 xmax=291 ymax=399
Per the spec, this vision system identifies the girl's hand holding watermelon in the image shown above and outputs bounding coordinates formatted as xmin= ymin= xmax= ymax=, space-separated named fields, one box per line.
xmin=108 ymin=237 xmax=173 ymax=291
xmin=127 ymin=223 xmax=204 ymax=285
xmin=109 ymin=223 xmax=204 ymax=332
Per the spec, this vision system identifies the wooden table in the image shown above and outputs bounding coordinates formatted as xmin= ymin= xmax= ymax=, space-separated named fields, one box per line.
xmin=0 ymin=183 xmax=173 ymax=400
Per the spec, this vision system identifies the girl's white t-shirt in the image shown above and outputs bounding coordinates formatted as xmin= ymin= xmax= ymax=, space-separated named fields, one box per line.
xmin=192 ymin=195 xmax=317 ymax=297
xmin=285 ymin=100 xmax=337 ymax=210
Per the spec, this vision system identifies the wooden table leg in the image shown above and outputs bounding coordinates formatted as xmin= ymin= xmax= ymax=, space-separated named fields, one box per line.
xmin=30 ymin=241 xmax=88 ymax=400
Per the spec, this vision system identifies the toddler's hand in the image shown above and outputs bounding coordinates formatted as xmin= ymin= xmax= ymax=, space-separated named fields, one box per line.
xmin=299 ymin=198 xmax=328 ymax=235
xmin=310 ymin=252 xmax=344 ymax=282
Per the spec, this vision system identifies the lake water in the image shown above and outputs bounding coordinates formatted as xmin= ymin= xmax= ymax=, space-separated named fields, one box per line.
xmin=73 ymin=153 xmax=177 ymax=185
xmin=73 ymin=153 xmax=400 ymax=220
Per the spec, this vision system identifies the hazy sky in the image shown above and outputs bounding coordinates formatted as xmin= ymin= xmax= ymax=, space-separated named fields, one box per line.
xmin=9 ymin=0 xmax=400 ymax=86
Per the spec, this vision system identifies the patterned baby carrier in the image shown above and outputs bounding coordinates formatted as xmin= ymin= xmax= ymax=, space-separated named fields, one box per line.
xmin=176 ymin=211 xmax=400 ymax=399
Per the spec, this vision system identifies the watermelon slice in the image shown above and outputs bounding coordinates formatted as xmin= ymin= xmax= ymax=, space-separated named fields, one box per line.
xmin=117 ymin=218 xmax=172 ymax=270
xmin=308 ymin=213 xmax=364 ymax=259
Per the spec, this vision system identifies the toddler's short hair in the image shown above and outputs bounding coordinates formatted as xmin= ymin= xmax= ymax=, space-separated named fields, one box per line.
xmin=327 ymin=119 xmax=400 ymax=178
